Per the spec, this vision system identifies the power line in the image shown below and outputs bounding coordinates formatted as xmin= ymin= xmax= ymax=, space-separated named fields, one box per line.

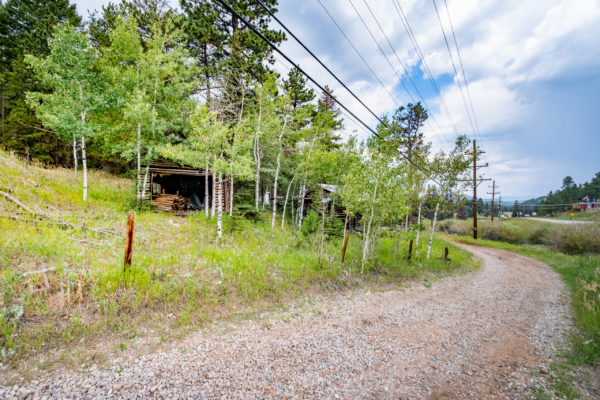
xmin=431 ymin=0 xmax=478 ymax=141
xmin=272 ymin=53 xmax=369 ymax=139
xmin=358 ymin=0 xmax=454 ymax=148
xmin=344 ymin=0 xmax=453 ymax=149
xmin=391 ymin=0 xmax=460 ymax=139
xmin=313 ymin=0 xmax=402 ymax=110
xmin=256 ymin=0 xmax=392 ymax=130
xmin=213 ymin=0 xmax=443 ymax=186
xmin=346 ymin=0 xmax=416 ymax=104
xmin=442 ymin=0 xmax=482 ymax=144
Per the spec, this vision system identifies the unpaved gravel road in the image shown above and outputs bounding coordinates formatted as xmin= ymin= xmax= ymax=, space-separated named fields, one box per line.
xmin=1 ymin=244 xmax=572 ymax=399
xmin=524 ymin=217 xmax=594 ymax=224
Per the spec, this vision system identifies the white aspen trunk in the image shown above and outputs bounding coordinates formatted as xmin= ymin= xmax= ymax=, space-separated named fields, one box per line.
xmin=229 ymin=175 xmax=234 ymax=217
xmin=254 ymin=92 xmax=263 ymax=210
xmin=211 ymin=170 xmax=216 ymax=218
xmin=255 ymin=143 xmax=261 ymax=210
xmin=136 ymin=122 xmax=141 ymax=200
xmin=73 ymin=138 xmax=78 ymax=175
xmin=320 ymin=199 xmax=326 ymax=255
xmin=271 ymin=158 xmax=280 ymax=228
xmin=405 ymin=214 xmax=409 ymax=231
xmin=80 ymin=109 xmax=88 ymax=202
xmin=271 ymin=118 xmax=288 ymax=228
xmin=291 ymin=187 xmax=296 ymax=227
xmin=81 ymin=136 xmax=88 ymax=202
xmin=281 ymin=175 xmax=296 ymax=228
xmin=415 ymin=202 xmax=422 ymax=255
xmin=297 ymin=137 xmax=317 ymax=230
xmin=427 ymin=202 xmax=440 ymax=260
xmin=298 ymin=178 xmax=307 ymax=229
xmin=217 ymin=173 xmax=223 ymax=239
xmin=361 ymin=177 xmax=379 ymax=272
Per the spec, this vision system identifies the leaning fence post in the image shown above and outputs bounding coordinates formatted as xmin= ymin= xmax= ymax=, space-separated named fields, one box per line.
xmin=123 ymin=211 xmax=135 ymax=272
xmin=444 ymin=247 xmax=449 ymax=261
xmin=341 ymin=231 xmax=350 ymax=264
xmin=408 ymin=239 xmax=414 ymax=262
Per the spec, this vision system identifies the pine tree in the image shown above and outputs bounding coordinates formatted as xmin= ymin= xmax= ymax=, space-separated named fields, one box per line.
xmin=315 ymin=86 xmax=343 ymax=150
xmin=0 ymin=0 xmax=81 ymax=164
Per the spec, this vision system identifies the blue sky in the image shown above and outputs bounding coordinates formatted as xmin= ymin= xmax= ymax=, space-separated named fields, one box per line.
xmin=75 ymin=0 xmax=600 ymax=200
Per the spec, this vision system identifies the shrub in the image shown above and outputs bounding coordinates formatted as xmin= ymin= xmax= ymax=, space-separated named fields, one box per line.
xmin=549 ymin=224 xmax=600 ymax=255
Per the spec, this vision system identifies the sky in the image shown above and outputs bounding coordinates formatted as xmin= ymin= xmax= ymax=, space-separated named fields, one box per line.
xmin=74 ymin=0 xmax=600 ymax=200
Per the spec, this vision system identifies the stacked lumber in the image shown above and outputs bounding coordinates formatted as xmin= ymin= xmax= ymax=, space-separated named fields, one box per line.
xmin=153 ymin=194 xmax=187 ymax=212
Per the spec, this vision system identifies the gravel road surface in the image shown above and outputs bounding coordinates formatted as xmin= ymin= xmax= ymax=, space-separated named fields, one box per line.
xmin=524 ymin=217 xmax=594 ymax=224
xmin=1 ymin=244 xmax=572 ymax=399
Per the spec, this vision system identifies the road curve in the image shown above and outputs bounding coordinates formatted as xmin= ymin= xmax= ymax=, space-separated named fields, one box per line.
xmin=1 ymin=245 xmax=571 ymax=399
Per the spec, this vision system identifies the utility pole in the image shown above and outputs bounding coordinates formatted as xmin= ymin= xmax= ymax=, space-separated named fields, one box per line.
xmin=487 ymin=180 xmax=500 ymax=222
xmin=472 ymin=140 xmax=490 ymax=239
xmin=473 ymin=140 xmax=477 ymax=238
xmin=498 ymin=194 xmax=502 ymax=220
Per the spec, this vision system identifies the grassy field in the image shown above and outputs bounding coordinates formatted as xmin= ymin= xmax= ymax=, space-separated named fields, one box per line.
xmin=556 ymin=210 xmax=600 ymax=221
xmin=440 ymin=217 xmax=600 ymax=255
xmin=0 ymin=150 xmax=477 ymax=371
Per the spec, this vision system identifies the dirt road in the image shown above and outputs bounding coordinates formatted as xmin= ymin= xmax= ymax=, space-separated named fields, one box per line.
xmin=525 ymin=217 xmax=594 ymax=224
xmin=1 ymin=245 xmax=571 ymax=399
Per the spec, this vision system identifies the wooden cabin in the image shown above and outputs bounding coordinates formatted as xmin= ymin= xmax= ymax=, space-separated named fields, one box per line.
xmin=141 ymin=159 xmax=231 ymax=214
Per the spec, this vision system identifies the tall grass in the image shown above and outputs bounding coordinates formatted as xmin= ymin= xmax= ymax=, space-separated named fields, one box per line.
xmin=0 ymin=150 xmax=478 ymax=366
xmin=440 ymin=218 xmax=600 ymax=255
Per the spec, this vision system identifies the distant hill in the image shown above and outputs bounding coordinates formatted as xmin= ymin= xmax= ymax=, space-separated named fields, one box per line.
xmin=497 ymin=197 xmax=544 ymax=206
xmin=521 ymin=196 xmax=545 ymax=206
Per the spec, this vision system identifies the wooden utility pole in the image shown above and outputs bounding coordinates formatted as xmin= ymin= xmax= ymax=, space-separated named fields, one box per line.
xmin=471 ymin=140 xmax=490 ymax=238
xmin=498 ymin=194 xmax=502 ymax=220
xmin=487 ymin=181 xmax=500 ymax=222
xmin=472 ymin=140 xmax=478 ymax=239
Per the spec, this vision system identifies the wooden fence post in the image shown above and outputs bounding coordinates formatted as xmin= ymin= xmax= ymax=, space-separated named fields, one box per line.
xmin=408 ymin=239 xmax=414 ymax=262
xmin=123 ymin=211 xmax=135 ymax=271
xmin=341 ymin=231 xmax=349 ymax=264
xmin=444 ymin=247 xmax=450 ymax=262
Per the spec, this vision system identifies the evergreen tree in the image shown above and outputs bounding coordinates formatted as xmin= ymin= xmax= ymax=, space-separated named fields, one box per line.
xmin=0 ymin=0 xmax=81 ymax=164
xmin=512 ymin=200 xmax=520 ymax=217
xmin=282 ymin=66 xmax=314 ymax=131
xmin=315 ymin=86 xmax=343 ymax=150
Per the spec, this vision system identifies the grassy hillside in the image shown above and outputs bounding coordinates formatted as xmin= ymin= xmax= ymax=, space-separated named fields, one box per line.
xmin=0 ymin=150 xmax=477 ymax=371
xmin=557 ymin=210 xmax=600 ymax=221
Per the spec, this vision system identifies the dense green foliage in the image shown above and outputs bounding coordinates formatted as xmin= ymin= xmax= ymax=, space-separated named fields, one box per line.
xmin=539 ymin=173 xmax=600 ymax=215
xmin=0 ymin=0 xmax=81 ymax=164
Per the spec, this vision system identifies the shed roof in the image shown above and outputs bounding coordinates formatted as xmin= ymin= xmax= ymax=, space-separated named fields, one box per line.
xmin=148 ymin=159 xmax=209 ymax=177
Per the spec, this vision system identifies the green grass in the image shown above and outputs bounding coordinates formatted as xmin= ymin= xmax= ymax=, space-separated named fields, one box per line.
xmin=440 ymin=218 xmax=600 ymax=255
xmin=555 ymin=210 xmax=600 ymax=222
xmin=449 ymin=235 xmax=599 ymax=398
xmin=0 ymin=150 xmax=478 ymax=370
